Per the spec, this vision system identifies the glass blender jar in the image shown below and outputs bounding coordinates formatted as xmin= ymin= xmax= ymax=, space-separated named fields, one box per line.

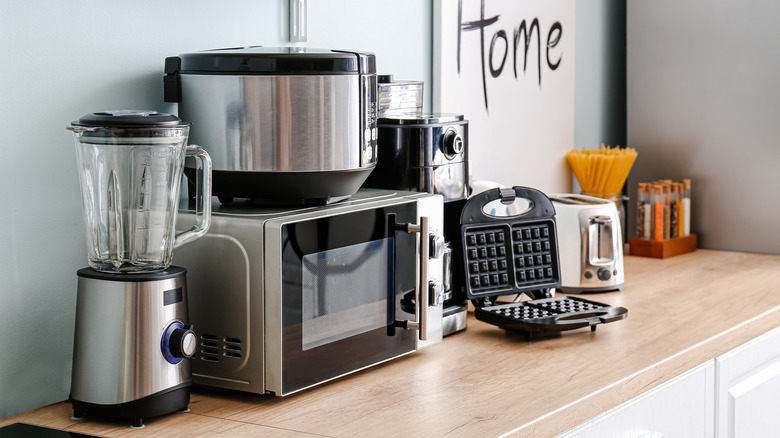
xmin=68 ymin=110 xmax=211 ymax=272
xmin=67 ymin=110 xmax=211 ymax=427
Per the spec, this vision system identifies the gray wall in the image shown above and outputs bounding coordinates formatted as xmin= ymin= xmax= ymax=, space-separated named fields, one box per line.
xmin=627 ymin=1 xmax=780 ymax=253
xmin=0 ymin=0 xmax=431 ymax=418
xmin=575 ymin=0 xmax=626 ymax=152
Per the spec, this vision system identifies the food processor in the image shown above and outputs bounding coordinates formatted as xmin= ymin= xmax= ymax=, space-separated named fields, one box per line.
xmin=66 ymin=111 xmax=211 ymax=428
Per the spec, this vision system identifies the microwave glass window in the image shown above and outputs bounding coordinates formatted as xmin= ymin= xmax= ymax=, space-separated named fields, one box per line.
xmin=301 ymin=238 xmax=393 ymax=351
xmin=280 ymin=202 xmax=417 ymax=395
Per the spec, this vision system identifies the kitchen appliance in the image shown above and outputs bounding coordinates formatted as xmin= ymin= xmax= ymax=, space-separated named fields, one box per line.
xmin=174 ymin=189 xmax=445 ymax=395
xmin=67 ymin=111 xmax=212 ymax=427
xmin=550 ymin=194 xmax=624 ymax=293
xmin=364 ymin=113 xmax=469 ymax=335
xmin=458 ymin=187 xmax=627 ymax=340
xmin=366 ymin=113 xmax=469 ymax=202
xmin=164 ymin=46 xmax=378 ymax=205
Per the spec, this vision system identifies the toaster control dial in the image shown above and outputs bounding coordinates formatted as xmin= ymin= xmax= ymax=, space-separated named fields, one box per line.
xmin=597 ymin=268 xmax=612 ymax=281
xmin=442 ymin=128 xmax=464 ymax=158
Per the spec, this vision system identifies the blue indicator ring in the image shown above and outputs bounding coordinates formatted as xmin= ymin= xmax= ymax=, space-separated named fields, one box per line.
xmin=161 ymin=321 xmax=184 ymax=364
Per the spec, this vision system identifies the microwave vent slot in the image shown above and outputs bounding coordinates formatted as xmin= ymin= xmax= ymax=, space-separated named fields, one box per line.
xmin=223 ymin=337 xmax=242 ymax=358
xmin=197 ymin=333 xmax=243 ymax=361
xmin=199 ymin=333 xmax=221 ymax=362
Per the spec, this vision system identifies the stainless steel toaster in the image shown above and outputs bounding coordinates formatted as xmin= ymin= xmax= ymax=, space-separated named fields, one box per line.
xmin=550 ymin=194 xmax=624 ymax=293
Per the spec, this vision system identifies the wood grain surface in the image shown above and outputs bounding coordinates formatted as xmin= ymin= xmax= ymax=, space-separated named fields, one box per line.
xmin=3 ymin=249 xmax=780 ymax=437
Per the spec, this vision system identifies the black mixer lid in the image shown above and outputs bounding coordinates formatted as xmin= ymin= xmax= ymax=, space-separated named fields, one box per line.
xmin=378 ymin=113 xmax=465 ymax=126
xmin=168 ymin=46 xmax=376 ymax=75
xmin=71 ymin=110 xmax=188 ymax=128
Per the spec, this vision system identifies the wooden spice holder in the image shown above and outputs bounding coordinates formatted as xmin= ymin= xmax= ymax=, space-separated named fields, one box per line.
xmin=629 ymin=234 xmax=697 ymax=259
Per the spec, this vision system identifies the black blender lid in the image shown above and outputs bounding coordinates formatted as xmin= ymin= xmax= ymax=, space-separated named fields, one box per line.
xmin=378 ymin=113 xmax=465 ymax=126
xmin=71 ymin=110 xmax=188 ymax=128
xmin=169 ymin=46 xmax=376 ymax=75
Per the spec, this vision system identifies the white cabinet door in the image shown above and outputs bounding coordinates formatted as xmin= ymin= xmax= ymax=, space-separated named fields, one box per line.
xmin=716 ymin=325 xmax=780 ymax=438
xmin=558 ymin=361 xmax=715 ymax=438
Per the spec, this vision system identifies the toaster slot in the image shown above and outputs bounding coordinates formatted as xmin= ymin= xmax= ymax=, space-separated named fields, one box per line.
xmin=588 ymin=215 xmax=614 ymax=263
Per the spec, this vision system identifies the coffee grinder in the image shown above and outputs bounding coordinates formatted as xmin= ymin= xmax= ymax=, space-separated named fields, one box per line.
xmin=67 ymin=111 xmax=212 ymax=427
xmin=365 ymin=112 xmax=470 ymax=335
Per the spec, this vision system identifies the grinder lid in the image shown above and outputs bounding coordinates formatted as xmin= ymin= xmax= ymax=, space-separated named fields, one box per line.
xmin=170 ymin=46 xmax=376 ymax=75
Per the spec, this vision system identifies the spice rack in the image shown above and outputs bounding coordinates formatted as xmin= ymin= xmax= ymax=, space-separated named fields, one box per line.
xmin=629 ymin=234 xmax=697 ymax=259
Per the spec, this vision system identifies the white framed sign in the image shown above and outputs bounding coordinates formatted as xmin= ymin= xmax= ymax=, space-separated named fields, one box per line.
xmin=433 ymin=0 xmax=575 ymax=193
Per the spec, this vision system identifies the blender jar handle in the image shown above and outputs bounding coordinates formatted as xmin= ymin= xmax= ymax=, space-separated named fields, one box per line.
xmin=175 ymin=145 xmax=212 ymax=248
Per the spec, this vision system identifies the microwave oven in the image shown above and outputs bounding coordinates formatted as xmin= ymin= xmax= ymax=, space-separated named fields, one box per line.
xmin=175 ymin=189 xmax=444 ymax=396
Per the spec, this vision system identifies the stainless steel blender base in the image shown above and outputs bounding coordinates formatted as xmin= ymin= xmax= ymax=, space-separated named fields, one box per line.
xmin=70 ymin=267 xmax=193 ymax=426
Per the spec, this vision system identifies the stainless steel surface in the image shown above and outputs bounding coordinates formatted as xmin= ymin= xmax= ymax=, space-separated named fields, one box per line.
xmin=442 ymin=244 xmax=452 ymax=293
xmin=179 ymin=74 xmax=367 ymax=173
xmin=482 ymin=197 xmax=534 ymax=217
xmin=70 ymin=274 xmax=190 ymax=405
xmin=441 ymin=306 xmax=468 ymax=336
xmin=369 ymin=114 xmax=469 ymax=202
xmin=403 ymin=216 xmax=429 ymax=340
xmin=289 ymin=0 xmax=308 ymax=42
xmin=377 ymin=115 xmax=467 ymax=167
xmin=425 ymin=162 xmax=469 ymax=201
xmin=175 ymin=189 xmax=444 ymax=395
xmin=414 ymin=194 xmax=444 ymax=349
xmin=429 ymin=281 xmax=446 ymax=306
xmin=551 ymin=193 xmax=624 ymax=293
xmin=429 ymin=232 xmax=446 ymax=259
xmin=588 ymin=215 xmax=615 ymax=262
xmin=418 ymin=216 xmax=429 ymax=340
xmin=174 ymin=229 xmax=262 ymax=393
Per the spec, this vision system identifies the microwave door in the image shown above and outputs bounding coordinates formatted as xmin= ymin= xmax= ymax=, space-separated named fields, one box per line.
xmin=270 ymin=203 xmax=419 ymax=396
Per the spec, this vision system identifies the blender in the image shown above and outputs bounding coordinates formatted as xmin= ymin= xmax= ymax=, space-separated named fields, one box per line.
xmin=67 ymin=111 xmax=211 ymax=428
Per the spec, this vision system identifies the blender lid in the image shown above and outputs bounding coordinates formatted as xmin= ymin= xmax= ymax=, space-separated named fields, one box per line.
xmin=169 ymin=46 xmax=376 ymax=75
xmin=71 ymin=110 xmax=189 ymax=128
xmin=378 ymin=113 xmax=465 ymax=126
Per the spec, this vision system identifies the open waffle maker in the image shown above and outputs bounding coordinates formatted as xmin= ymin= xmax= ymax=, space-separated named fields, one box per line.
xmin=459 ymin=187 xmax=627 ymax=341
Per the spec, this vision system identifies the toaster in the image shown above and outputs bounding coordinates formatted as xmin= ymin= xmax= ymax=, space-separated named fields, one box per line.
xmin=550 ymin=194 xmax=624 ymax=293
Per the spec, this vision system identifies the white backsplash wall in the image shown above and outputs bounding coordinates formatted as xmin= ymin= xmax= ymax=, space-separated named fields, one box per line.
xmin=0 ymin=0 xmax=431 ymax=418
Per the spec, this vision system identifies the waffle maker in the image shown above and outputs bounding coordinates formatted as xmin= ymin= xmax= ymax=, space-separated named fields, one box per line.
xmin=458 ymin=187 xmax=627 ymax=341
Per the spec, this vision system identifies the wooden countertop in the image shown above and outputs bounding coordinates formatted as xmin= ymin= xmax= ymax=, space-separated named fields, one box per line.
xmin=4 ymin=249 xmax=780 ymax=437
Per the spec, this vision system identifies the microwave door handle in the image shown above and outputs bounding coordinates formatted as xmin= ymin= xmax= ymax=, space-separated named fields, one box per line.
xmin=398 ymin=216 xmax=430 ymax=341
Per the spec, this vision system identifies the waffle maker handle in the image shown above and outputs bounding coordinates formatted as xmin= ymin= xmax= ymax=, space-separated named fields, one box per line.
xmin=461 ymin=186 xmax=556 ymax=224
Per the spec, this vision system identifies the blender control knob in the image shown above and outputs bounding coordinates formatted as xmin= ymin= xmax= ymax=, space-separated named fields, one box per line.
xmin=162 ymin=322 xmax=196 ymax=364
xmin=170 ymin=325 xmax=197 ymax=358
xmin=442 ymin=128 xmax=464 ymax=158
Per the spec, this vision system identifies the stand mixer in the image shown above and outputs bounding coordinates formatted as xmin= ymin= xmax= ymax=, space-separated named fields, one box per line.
xmin=67 ymin=111 xmax=211 ymax=428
